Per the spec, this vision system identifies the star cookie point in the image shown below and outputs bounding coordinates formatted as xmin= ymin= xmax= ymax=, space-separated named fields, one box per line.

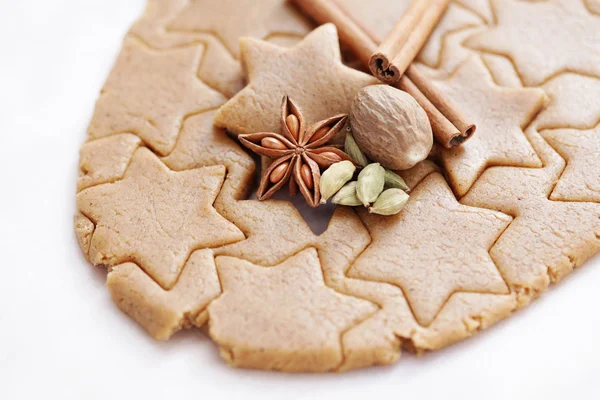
xmin=214 ymin=23 xmax=376 ymax=136
xmin=208 ymin=248 xmax=377 ymax=372
xmin=77 ymin=148 xmax=244 ymax=289
xmin=349 ymin=173 xmax=511 ymax=326
xmin=435 ymin=57 xmax=545 ymax=196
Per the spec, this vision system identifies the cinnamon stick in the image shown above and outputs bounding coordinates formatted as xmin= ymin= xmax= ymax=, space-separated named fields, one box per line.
xmin=405 ymin=66 xmax=475 ymax=145
xmin=395 ymin=75 xmax=461 ymax=147
xmin=292 ymin=0 xmax=375 ymax=67
xmin=333 ymin=1 xmax=466 ymax=147
xmin=343 ymin=2 xmax=474 ymax=147
xmin=368 ymin=0 xmax=450 ymax=85
xmin=292 ymin=0 xmax=474 ymax=148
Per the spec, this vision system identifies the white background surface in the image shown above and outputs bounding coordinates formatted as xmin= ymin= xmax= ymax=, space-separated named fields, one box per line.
xmin=1 ymin=1 xmax=599 ymax=399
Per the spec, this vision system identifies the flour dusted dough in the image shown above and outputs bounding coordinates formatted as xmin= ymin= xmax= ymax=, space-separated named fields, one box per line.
xmin=75 ymin=0 xmax=600 ymax=372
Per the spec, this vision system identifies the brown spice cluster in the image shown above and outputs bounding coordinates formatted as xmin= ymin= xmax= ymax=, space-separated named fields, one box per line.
xmin=238 ymin=96 xmax=353 ymax=207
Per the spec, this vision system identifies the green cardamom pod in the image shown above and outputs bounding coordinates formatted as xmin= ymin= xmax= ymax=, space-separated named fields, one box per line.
xmin=356 ymin=163 xmax=385 ymax=206
xmin=344 ymin=132 xmax=369 ymax=167
xmin=384 ymin=169 xmax=410 ymax=192
xmin=331 ymin=181 xmax=362 ymax=206
xmin=320 ymin=160 xmax=356 ymax=203
xmin=369 ymin=188 xmax=409 ymax=215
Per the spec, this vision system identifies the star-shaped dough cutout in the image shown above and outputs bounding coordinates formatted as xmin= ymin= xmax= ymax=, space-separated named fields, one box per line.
xmin=161 ymin=109 xmax=256 ymax=204
xmin=211 ymin=163 xmax=438 ymax=274
xmin=77 ymin=147 xmax=244 ymax=289
xmin=129 ymin=0 xmax=245 ymax=97
xmin=159 ymin=110 xmax=333 ymax=254
xmin=161 ymin=111 xmax=359 ymax=266
xmin=466 ymin=0 xmax=600 ymax=86
xmin=208 ymin=248 xmax=376 ymax=372
xmin=542 ymin=124 xmax=600 ymax=202
xmin=214 ymin=199 xmax=320 ymax=267
xmin=78 ymin=134 xmax=141 ymax=192
xmin=214 ymin=24 xmax=377 ymax=135
xmin=435 ymin=57 xmax=545 ymax=197
xmin=130 ymin=0 xmax=309 ymax=97
xmin=168 ymin=0 xmax=310 ymax=58
xmin=462 ymin=127 xmax=600 ymax=306
xmin=536 ymin=73 xmax=600 ymax=130
xmin=129 ymin=0 xmax=192 ymax=48
xmin=107 ymin=249 xmax=221 ymax=340
xmin=87 ymin=39 xmax=226 ymax=156
xmin=315 ymin=199 xmax=516 ymax=371
xmin=348 ymin=173 xmax=511 ymax=326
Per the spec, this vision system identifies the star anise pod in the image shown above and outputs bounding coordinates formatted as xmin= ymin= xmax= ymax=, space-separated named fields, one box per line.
xmin=238 ymin=96 xmax=353 ymax=207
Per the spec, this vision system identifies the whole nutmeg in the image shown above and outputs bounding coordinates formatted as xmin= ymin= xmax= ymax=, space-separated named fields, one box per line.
xmin=349 ymin=85 xmax=433 ymax=170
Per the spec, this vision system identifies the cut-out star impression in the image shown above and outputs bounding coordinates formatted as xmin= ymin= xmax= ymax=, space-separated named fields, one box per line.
xmin=77 ymin=147 xmax=244 ymax=289
xmin=87 ymin=39 xmax=226 ymax=156
xmin=77 ymin=134 xmax=141 ymax=192
xmin=462 ymin=127 xmax=600 ymax=306
xmin=212 ymin=160 xmax=440 ymax=269
xmin=212 ymin=165 xmax=436 ymax=274
xmin=162 ymin=110 xmax=336 ymax=259
xmin=214 ymin=199 xmax=320 ymax=267
xmin=168 ymin=0 xmax=310 ymax=58
xmin=160 ymin=110 xmax=335 ymax=257
xmin=161 ymin=109 xmax=256 ymax=204
xmin=435 ymin=57 xmax=545 ymax=197
xmin=536 ymin=73 xmax=600 ymax=130
xmin=214 ymin=24 xmax=377 ymax=135
xmin=208 ymin=248 xmax=376 ymax=372
xmin=466 ymin=0 xmax=600 ymax=86
xmin=348 ymin=173 xmax=512 ymax=326
xmin=129 ymin=0 xmax=246 ymax=97
xmin=542 ymin=124 xmax=600 ymax=203
xmin=107 ymin=249 xmax=221 ymax=340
